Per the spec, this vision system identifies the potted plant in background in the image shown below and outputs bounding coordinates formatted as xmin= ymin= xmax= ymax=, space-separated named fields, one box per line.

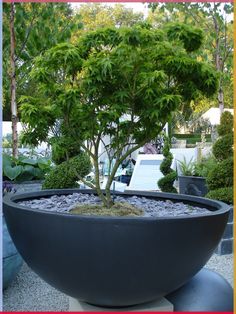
xmin=4 ymin=24 xmax=230 ymax=308
xmin=178 ymin=156 xmax=216 ymax=197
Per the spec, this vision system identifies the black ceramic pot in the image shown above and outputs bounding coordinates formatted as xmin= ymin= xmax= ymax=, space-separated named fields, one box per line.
xmin=3 ymin=189 xmax=229 ymax=307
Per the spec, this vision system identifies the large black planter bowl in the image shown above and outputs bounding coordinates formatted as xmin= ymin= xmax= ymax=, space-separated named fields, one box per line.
xmin=3 ymin=189 xmax=229 ymax=307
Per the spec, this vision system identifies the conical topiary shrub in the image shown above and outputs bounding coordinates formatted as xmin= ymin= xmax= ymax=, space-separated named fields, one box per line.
xmin=206 ymin=111 xmax=234 ymax=204
xmin=158 ymin=135 xmax=177 ymax=193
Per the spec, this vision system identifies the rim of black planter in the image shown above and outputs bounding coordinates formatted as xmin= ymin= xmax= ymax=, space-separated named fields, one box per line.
xmin=178 ymin=175 xmax=207 ymax=179
xmin=3 ymin=188 xmax=230 ymax=220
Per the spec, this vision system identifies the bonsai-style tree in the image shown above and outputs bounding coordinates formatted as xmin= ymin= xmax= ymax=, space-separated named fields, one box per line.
xmin=20 ymin=23 xmax=218 ymax=208
xmin=206 ymin=111 xmax=233 ymax=204
xmin=158 ymin=135 xmax=177 ymax=193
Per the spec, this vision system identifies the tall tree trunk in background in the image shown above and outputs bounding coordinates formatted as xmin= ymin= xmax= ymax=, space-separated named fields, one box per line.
xmin=213 ymin=6 xmax=224 ymax=114
xmin=10 ymin=3 xmax=18 ymax=158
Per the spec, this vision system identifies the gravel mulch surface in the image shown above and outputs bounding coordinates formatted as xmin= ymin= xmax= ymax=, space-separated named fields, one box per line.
xmin=19 ymin=193 xmax=212 ymax=217
xmin=3 ymin=253 xmax=233 ymax=312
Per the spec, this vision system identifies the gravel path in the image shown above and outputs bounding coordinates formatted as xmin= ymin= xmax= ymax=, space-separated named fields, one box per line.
xmin=19 ymin=193 xmax=212 ymax=217
xmin=3 ymin=254 xmax=233 ymax=311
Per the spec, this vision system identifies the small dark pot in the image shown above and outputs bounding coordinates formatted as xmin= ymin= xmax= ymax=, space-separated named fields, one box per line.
xmin=3 ymin=189 xmax=229 ymax=307
xmin=178 ymin=175 xmax=208 ymax=197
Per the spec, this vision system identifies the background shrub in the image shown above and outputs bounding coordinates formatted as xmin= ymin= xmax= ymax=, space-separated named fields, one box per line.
xmin=42 ymin=153 xmax=91 ymax=189
xmin=206 ymin=157 xmax=233 ymax=190
xmin=206 ymin=111 xmax=234 ymax=204
xmin=194 ymin=156 xmax=217 ymax=177
xmin=206 ymin=187 xmax=233 ymax=205
xmin=212 ymin=133 xmax=233 ymax=161
xmin=51 ymin=137 xmax=82 ymax=165
xmin=217 ymin=111 xmax=234 ymax=136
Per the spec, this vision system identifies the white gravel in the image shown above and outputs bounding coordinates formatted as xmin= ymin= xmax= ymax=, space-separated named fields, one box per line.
xmin=3 ymin=263 xmax=69 ymax=312
xmin=3 ymin=254 xmax=233 ymax=311
xmin=206 ymin=253 xmax=234 ymax=287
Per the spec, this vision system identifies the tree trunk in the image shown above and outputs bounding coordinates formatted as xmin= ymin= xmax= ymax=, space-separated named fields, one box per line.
xmin=10 ymin=3 xmax=18 ymax=158
xmin=213 ymin=10 xmax=224 ymax=115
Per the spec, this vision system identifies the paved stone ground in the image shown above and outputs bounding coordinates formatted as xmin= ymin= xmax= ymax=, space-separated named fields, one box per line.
xmin=3 ymin=253 xmax=233 ymax=312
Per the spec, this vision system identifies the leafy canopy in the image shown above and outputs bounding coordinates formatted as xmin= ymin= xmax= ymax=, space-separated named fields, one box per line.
xmin=20 ymin=23 xmax=218 ymax=207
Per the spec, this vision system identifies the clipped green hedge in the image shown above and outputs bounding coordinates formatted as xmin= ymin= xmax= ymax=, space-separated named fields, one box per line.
xmin=206 ymin=157 xmax=233 ymax=191
xmin=206 ymin=187 xmax=233 ymax=205
xmin=173 ymin=133 xmax=211 ymax=139
xmin=42 ymin=153 xmax=91 ymax=190
xmin=173 ymin=134 xmax=211 ymax=145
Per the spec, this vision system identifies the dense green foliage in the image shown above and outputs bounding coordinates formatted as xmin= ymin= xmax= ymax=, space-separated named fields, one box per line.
xmin=212 ymin=133 xmax=233 ymax=161
xmin=157 ymin=172 xmax=177 ymax=194
xmin=173 ymin=133 xmax=211 ymax=145
xmin=206 ymin=111 xmax=234 ymax=204
xmin=178 ymin=155 xmax=217 ymax=178
xmin=3 ymin=3 xmax=78 ymax=121
xmin=42 ymin=153 xmax=91 ymax=189
xmin=173 ymin=134 xmax=211 ymax=139
xmin=206 ymin=157 xmax=233 ymax=190
xmin=206 ymin=187 xmax=233 ymax=205
xmin=158 ymin=136 xmax=177 ymax=193
xmin=51 ymin=137 xmax=82 ymax=165
xmin=73 ymin=3 xmax=144 ymax=36
xmin=217 ymin=111 xmax=234 ymax=136
xmin=148 ymin=3 xmax=233 ymax=114
xmin=178 ymin=157 xmax=195 ymax=176
xmin=3 ymin=153 xmax=52 ymax=181
xmin=194 ymin=156 xmax=217 ymax=178
xmin=20 ymin=24 xmax=218 ymax=207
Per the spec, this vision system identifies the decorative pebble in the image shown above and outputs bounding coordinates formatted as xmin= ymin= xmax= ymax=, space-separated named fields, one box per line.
xmin=18 ymin=193 xmax=212 ymax=217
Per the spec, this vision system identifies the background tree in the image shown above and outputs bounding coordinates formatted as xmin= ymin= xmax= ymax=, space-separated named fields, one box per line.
xmin=20 ymin=24 xmax=218 ymax=208
xmin=3 ymin=3 xmax=79 ymax=156
xmin=72 ymin=3 xmax=144 ymax=37
xmin=148 ymin=3 xmax=233 ymax=118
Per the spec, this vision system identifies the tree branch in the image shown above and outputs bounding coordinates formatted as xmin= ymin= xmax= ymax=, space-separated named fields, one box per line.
xmin=15 ymin=6 xmax=39 ymax=62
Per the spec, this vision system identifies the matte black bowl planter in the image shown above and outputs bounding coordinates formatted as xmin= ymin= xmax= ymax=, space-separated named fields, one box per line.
xmin=3 ymin=189 xmax=229 ymax=307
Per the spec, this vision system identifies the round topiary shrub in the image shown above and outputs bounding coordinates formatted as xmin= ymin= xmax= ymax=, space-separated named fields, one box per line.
xmin=51 ymin=137 xmax=82 ymax=165
xmin=206 ymin=157 xmax=233 ymax=191
xmin=206 ymin=187 xmax=233 ymax=205
xmin=212 ymin=133 xmax=233 ymax=161
xmin=158 ymin=136 xmax=177 ymax=193
xmin=42 ymin=153 xmax=91 ymax=190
